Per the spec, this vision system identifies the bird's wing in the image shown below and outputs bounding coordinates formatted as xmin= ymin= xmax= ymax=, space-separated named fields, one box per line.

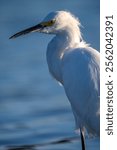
xmin=61 ymin=47 xmax=100 ymax=136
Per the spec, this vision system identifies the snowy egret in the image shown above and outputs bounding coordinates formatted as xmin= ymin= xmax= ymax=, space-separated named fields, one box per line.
xmin=10 ymin=11 xmax=100 ymax=150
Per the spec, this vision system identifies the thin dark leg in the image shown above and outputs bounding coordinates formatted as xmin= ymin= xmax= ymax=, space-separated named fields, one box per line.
xmin=80 ymin=128 xmax=86 ymax=150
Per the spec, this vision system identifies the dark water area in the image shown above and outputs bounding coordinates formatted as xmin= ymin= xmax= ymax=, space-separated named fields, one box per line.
xmin=0 ymin=0 xmax=99 ymax=149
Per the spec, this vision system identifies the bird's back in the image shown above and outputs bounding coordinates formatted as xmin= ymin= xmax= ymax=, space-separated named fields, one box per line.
xmin=61 ymin=46 xmax=100 ymax=136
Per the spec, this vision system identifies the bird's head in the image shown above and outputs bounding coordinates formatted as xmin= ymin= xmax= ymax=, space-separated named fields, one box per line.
xmin=9 ymin=11 xmax=81 ymax=39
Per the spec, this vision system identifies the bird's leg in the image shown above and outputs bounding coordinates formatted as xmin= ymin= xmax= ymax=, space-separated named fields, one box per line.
xmin=80 ymin=128 xmax=86 ymax=150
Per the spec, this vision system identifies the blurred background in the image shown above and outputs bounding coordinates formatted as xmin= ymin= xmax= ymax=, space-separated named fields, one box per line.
xmin=0 ymin=0 xmax=99 ymax=149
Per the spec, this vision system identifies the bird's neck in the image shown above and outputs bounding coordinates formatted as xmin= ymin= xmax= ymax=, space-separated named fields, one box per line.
xmin=46 ymin=27 xmax=82 ymax=83
xmin=58 ymin=26 xmax=82 ymax=48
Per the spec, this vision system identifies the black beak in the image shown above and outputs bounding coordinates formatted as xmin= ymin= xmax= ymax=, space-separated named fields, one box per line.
xmin=9 ymin=23 xmax=43 ymax=39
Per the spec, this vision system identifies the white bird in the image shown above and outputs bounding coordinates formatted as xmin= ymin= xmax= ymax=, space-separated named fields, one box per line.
xmin=10 ymin=11 xmax=100 ymax=149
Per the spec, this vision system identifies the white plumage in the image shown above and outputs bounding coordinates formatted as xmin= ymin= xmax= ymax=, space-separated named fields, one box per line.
xmin=46 ymin=11 xmax=100 ymax=136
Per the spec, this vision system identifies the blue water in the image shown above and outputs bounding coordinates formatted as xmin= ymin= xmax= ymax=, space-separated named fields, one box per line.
xmin=0 ymin=0 xmax=100 ymax=149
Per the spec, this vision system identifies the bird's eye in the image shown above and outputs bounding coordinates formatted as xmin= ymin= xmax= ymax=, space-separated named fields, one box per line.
xmin=49 ymin=19 xmax=55 ymax=25
xmin=51 ymin=20 xmax=55 ymax=23
xmin=41 ymin=20 xmax=55 ymax=27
